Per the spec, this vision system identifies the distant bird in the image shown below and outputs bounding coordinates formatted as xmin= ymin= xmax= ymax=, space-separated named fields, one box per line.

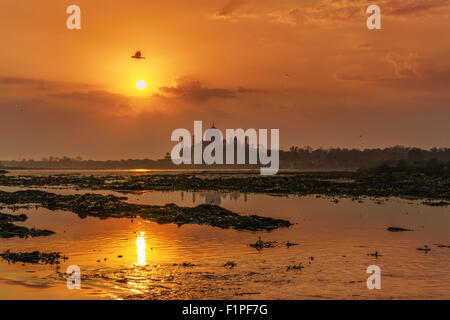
xmin=131 ymin=51 xmax=146 ymax=59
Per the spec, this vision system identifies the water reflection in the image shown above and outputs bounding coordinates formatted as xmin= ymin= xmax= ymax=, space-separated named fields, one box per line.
xmin=136 ymin=233 xmax=147 ymax=266
xmin=188 ymin=191 xmax=248 ymax=205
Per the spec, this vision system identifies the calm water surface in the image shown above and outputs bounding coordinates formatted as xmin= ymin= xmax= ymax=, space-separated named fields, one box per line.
xmin=0 ymin=171 xmax=449 ymax=299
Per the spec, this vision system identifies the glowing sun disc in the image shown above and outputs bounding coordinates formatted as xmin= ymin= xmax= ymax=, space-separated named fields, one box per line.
xmin=136 ymin=80 xmax=147 ymax=90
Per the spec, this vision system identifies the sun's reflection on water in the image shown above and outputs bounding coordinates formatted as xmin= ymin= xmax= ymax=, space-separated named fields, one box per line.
xmin=136 ymin=232 xmax=147 ymax=266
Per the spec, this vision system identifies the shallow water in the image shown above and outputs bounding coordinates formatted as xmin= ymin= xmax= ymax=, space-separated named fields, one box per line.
xmin=0 ymin=174 xmax=449 ymax=299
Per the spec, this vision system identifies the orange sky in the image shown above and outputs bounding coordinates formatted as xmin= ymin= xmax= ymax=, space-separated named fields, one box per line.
xmin=0 ymin=0 xmax=449 ymax=160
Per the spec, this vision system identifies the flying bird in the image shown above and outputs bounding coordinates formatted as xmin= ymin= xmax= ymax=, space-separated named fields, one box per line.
xmin=131 ymin=51 xmax=146 ymax=59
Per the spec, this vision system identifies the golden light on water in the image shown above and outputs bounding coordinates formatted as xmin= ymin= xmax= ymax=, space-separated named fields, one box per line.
xmin=132 ymin=169 xmax=152 ymax=173
xmin=136 ymin=232 xmax=147 ymax=266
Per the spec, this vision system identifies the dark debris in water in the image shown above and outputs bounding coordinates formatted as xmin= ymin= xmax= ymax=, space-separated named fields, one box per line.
xmin=417 ymin=245 xmax=431 ymax=252
xmin=387 ymin=226 xmax=412 ymax=232
xmin=286 ymin=263 xmax=304 ymax=271
xmin=0 ymin=250 xmax=64 ymax=264
xmin=223 ymin=261 xmax=236 ymax=269
xmin=367 ymin=251 xmax=382 ymax=258
xmin=249 ymin=237 xmax=298 ymax=251
xmin=422 ymin=201 xmax=450 ymax=207
xmin=0 ymin=212 xmax=27 ymax=223
xmin=173 ymin=262 xmax=196 ymax=267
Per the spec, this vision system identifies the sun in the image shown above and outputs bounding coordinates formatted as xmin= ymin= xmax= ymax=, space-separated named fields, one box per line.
xmin=136 ymin=80 xmax=147 ymax=90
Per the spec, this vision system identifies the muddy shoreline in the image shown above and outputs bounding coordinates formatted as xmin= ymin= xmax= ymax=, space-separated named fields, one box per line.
xmin=0 ymin=171 xmax=448 ymax=205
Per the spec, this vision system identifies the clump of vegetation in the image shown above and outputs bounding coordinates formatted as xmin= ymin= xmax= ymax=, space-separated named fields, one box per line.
xmin=249 ymin=237 xmax=278 ymax=251
xmin=249 ymin=237 xmax=299 ymax=251
xmin=173 ymin=262 xmax=196 ymax=267
xmin=286 ymin=263 xmax=304 ymax=271
xmin=285 ymin=241 xmax=299 ymax=247
xmin=0 ymin=223 xmax=54 ymax=238
xmin=422 ymin=201 xmax=450 ymax=207
xmin=0 ymin=250 xmax=63 ymax=264
xmin=0 ymin=212 xmax=54 ymax=238
xmin=0 ymin=212 xmax=27 ymax=223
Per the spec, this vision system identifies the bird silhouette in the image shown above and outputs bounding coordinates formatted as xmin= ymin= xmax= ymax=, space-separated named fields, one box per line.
xmin=131 ymin=51 xmax=146 ymax=59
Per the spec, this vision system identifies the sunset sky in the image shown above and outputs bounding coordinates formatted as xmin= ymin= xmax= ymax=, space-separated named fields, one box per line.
xmin=1 ymin=0 xmax=449 ymax=160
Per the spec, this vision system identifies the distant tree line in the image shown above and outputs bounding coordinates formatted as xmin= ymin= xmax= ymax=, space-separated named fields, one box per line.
xmin=280 ymin=146 xmax=450 ymax=170
xmin=1 ymin=146 xmax=449 ymax=171
xmin=357 ymin=158 xmax=450 ymax=177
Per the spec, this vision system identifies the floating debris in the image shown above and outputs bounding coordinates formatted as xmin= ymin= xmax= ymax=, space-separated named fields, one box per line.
xmin=387 ymin=227 xmax=412 ymax=232
xmin=285 ymin=241 xmax=299 ymax=247
xmin=422 ymin=201 xmax=450 ymax=207
xmin=249 ymin=237 xmax=278 ymax=251
xmin=0 ymin=212 xmax=54 ymax=239
xmin=367 ymin=251 xmax=382 ymax=258
xmin=173 ymin=262 xmax=196 ymax=267
xmin=417 ymin=245 xmax=431 ymax=252
xmin=234 ymin=292 xmax=261 ymax=296
xmin=0 ymin=250 xmax=63 ymax=264
xmin=223 ymin=261 xmax=236 ymax=269
xmin=249 ymin=237 xmax=299 ymax=251
xmin=286 ymin=263 xmax=304 ymax=271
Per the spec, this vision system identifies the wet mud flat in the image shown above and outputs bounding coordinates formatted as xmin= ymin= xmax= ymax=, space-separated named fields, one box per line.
xmin=0 ymin=190 xmax=291 ymax=232
xmin=0 ymin=169 xmax=449 ymax=300
xmin=0 ymin=170 xmax=448 ymax=205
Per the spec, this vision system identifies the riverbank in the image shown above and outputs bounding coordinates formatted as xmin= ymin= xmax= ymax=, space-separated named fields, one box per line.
xmin=0 ymin=170 xmax=448 ymax=205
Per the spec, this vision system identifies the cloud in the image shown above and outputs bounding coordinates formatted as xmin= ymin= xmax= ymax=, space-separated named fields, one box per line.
xmin=335 ymin=51 xmax=450 ymax=94
xmin=385 ymin=52 xmax=420 ymax=78
xmin=0 ymin=76 xmax=98 ymax=92
xmin=264 ymin=0 xmax=450 ymax=26
xmin=385 ymin=0 xmax=450 ymax=17
xmin=158 ymin=78 xmax=263 ymax=102
xmin=53 ymin=90 xmax=127 ymax=105
xmin=215 ymin=0 xmax=247 ymax=18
